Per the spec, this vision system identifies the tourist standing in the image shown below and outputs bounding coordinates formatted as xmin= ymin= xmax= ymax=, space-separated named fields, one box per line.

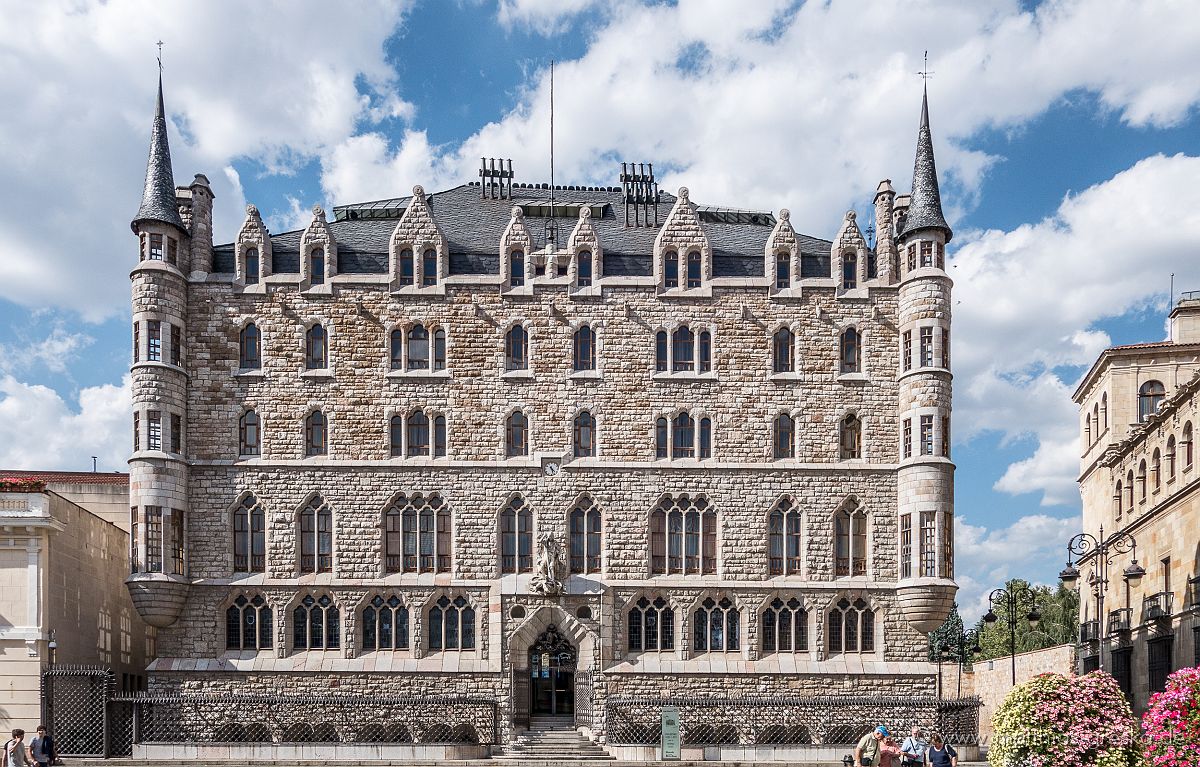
xmin=3 ymin=730 xmax=32 ymax=767
xmin=926 ymin=733 xmax=958 ymax=767
xmin=854 ymin=725 xmax=888 ymax=767
xmin=900 ymin=726 xmax=927 ymax=765
xmin=28 ymin=727 xmax=55 ymax=767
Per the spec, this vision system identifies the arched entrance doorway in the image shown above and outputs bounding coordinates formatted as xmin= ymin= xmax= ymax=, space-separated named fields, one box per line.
xmin=528 ymin=624 xmax=576 ymax=716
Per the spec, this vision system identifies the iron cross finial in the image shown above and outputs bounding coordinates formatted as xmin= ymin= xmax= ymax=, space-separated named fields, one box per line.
xmin=157 ymin=40 xmax=164 ymax=72
xmin=917 ymin=50 xmax=934 ymax=82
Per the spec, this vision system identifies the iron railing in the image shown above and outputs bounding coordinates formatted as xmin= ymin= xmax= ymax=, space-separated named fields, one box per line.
xmin=1079 ymin=620 xmax=1100 ymax=643
xmin=1187 ymin=576 xmax=1200 ymax=609
xmin=1108 ymin=607 xmax=1132 ymax=634
xmin=1142 ymin=591 xmax=1175 ymax=622
xmin=605 ymin=695 xmax=980 ymax=746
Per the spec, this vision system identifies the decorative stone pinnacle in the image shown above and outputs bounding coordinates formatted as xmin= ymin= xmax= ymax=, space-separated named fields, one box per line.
xmin=846 ymin=210 xmax=856 ymax=221
xmin=312 ymin=204 xmax=326 ymax=221
xmin=413 ymin=185 xmax=425 ymax=198
xmin=678 ymin=187 xmax=689 ymax=202
xmin=579 ymin=207 xmax=591 ymax=220
xmin=511 ymin=206 xmax=524 ymax=220
xmin=246 ymin=204 xmax=259 ymax=217
xmin=779 ymin=208 xmax=790 ymax=222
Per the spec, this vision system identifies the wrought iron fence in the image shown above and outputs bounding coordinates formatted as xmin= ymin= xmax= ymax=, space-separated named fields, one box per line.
xmin=1142 ymin=591 xmax=1175 ymax=622
xmin=1079 ymin=619 xmax=1100 ymax=643
xmin=41 ymin=665 xmax=113 ymax=757
xmin=1108 ymin=607 xmax=1133 ymax=634
xmin=574 ymin=670 xmax=595 ymax=731
xmin=605 ymin=695 xmax=981 ymax=747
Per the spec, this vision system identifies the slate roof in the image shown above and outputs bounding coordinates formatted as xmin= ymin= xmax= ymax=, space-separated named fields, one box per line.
xmin=900 ymin=89 xmax=951 ymax=242
xmin=212 ymin=183 xmax=835 ymax=279
xmin=132 ymin=75 xmax=185 ymax=233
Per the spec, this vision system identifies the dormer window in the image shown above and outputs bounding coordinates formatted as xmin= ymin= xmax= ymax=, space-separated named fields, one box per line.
xmin=842 ymin=253 xmax=857 ymax=289
xmin=398 ymin=249 xmax=414 ymax=286
xmin=309 ymin=249 xmax=325 ymax=285
xmin=775 ymin=253 xmax=790 ymax=289
xmin=509 ymin=251 xmax=525 ymax=287
xmin=664 ymin=251 xmax=679 ymax=288
xmin=686 ymin=251 xmax=702 ymax=288
xmin=245 ymin=248 xmax=260 ymax=285
xmin=577 ymin=251 xmax=593 ymax=287
xmin=422 ymin=249 xmax=438 ymax=287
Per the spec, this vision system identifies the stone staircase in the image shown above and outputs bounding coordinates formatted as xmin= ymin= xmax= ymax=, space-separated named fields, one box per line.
xmin=498 ymin=715 xmax=613 ymax=761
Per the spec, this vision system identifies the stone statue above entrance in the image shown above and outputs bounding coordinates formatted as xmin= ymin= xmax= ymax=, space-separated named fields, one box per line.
xmin=530 ymin=532 xmax=566 ymax=596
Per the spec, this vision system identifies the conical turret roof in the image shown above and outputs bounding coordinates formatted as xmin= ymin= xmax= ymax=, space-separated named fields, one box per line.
xmin=902 ymin=88 xmax=951 ymax=242
xmin=132 ymin=74 xmax=185 ymax=232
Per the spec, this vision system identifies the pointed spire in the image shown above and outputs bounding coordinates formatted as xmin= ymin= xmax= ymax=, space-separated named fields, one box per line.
xmin=902 ymin=87 xmax=952 ymax=242
xmin=132 ymin=74 xmax=185 ymax=233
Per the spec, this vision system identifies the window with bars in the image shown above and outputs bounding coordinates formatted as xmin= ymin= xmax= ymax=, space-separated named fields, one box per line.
xmin=920 ymin=511 xmax=937 ymax=577
xmin=627 ymin=596 xmax=674 ymax=652
xmin=834 ymin=508 xmax=867 ymax=577
xmin=573 ymin=411 xmax=596 ymax=458
xmin=383 ymin=493 xmax=451 ymax=574
xmin=761 ymin=598 xmax=807 ymax=654
xmin=305 ymin=325 xmax=328 ymax=369
xmin=1112 ymin=647 xmax=1132 ymax=699
xmin=772 ymin=328 xmax=794 ymax=373
xmin=499 ymin=495 xmax=533 ymax=574
xmin=170 ymin=324 xmax=181 ymax=366
xmin=827 ymin=598 xmax=875 ymax=654
xmin=239 ymin=324 xmax=261 ymax=369
xmin=293 ymin=594 xmax=339 ymax=650
xmin=650 ymin=494 xmax=716 ymax=575
xmin=569 ymin=497 xmax=602 ymax=574
xmin=672 ymin=326 xmax=694 ymax=371
xmin=428 ymin=595 xmax=475 ymax=650
xmin=143 ymin=505 xmax=164 ymax=572
xmin=767 ymin=498 xmax=801 ymax=575
xmin=232 ymin=495 xmax=266 ymax=572
xmin=147 ymin=410 xmax=162 ymax=451
xmin=363 ymin=595 xmax=410 ymax=651
xmin=693 ymin=597 xmax=739 ymax=653
xmin=1148 ymin=636 xmax=1173 ymax=694
xmin=239 ymin=410 xmax=260 ymax=456
xmin=225 ymin=595 xmax=272 ymax=650
xmin=900 ymin=514 xmax=912 ymax=579
xmin=407 ymin=325 xmax=430 ymax=370
xmin=573 ymin=326 xmax=596 ymax=371
xmin=148 ymin=320 xmax=162 ymax=361
xmin=297 ymin=497 xmax=333 ymax=573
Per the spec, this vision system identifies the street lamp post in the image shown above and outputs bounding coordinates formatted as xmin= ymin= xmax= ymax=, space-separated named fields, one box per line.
xmin=983 ymin=582 xmax=1043 ymax=686
xmin=1058 ymin=525 xmax=1144 ymax=672
xmin=933 ymin=628 xmax=982 ymax=700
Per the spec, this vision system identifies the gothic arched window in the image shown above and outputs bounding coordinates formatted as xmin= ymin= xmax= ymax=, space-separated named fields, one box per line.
xmin=577 ymin=250 xmax=593 ymax=287
xmin=655 ymin=331 xmax=668 ymax=372
xmin=232 ymin=495 xmax=265 ymax=573
xmin=767 ymin=498 xmax=801 ymax=576
xmin=305 ymin=324 xmax=327 ymax=370
xmin=650 ymin=494 xmax=716 ymax=575
xmin=1138 ymin=380 xmax=1165 ymax=422
xmin=421 ymin=248 xmax=438 ymax=287
xmin=362 ymin=595 xmax=410 ymax=651
xmin=827 ymin=597 xmax=874 ymax=655
xmin=505 ymin=325 xmax=528 ymax=371
xmin=839 ymin=327 xmax=861 ymax=374
xmin=509 ymin=250 xmax=525 ymax=287
xmin=663 ymin=250 xmax=679 ymax=289
xmin=773 ymin=414 xmax=795 ymax=460
xmin=239 ymin=323 xmax=261 ymax=369
xmin=407 ymin=410 xmax=430 ymax=456
xmin=293 ymin=594 xmax=339 ymax=650
xmin=1114 ymin=480 xmax=1123 ymax=520
xmin=775 ymin=252 xmax=790 ymax=290
xmin=627 ymin=596 xmax=673 ymax=652
xmin=239 ymin=409 xmax=260 ymax=456
xmin=305 ymin=410 xmax=327 ymax=456
xmin=244 ymin=248 xmax=260 ymax=285
xmin=569 ymin=496 xmax=601 ymax=574
xmin=672 ymin=412 xmax=695 ymax=459
xmin=398 ymin=248 xmax=414 ymax=286
xmin=834 ymin=506 xmax=867 ymax=577
xmin=505 ymin=411 xmax=529 ymax=457
xmin=297 ymin=497 xmax=332 ymax=573
xmin=384 ymin=493 xmax=450 ymax=574
xmin=842 ymin=252 xmax=857 ymax=290
xmin=1167 ymin=435 xmax=1177 ymax=480
xmin=761 ymin=598 xmax=807 ymax=654
xmin=693 ymin=597 xmax=739 ymax=653
xmin=309 ymin=249 xmax=325 ymax=285
xmin=407 ymin=324 xmax=430 ymax=370
xmin=1184 ymin=422 xmax=1194 ymax=469
xmin=573 ymin=411 xmax=596 ymax=458
xmin=226 ymin=594 xmax=272 ymax=650
xmin=840 ymin=414 xmax=862 ymax=459
xmin=1152 ymin=448 xmax=1162 ymax=490
xmin=686 ymin=251 xmax=702 ymax=288
xmin=499 ymin=496 xmax=533 ymax=574
xmin=672 ymin=326 xmax=694 ymax=372
xmin=428 ymin=595 xmax=475 ymax=650
xmin=772 ymin=328 xmax=794 ymax=373
xmin=573 ymin=326 xmax=596 ymax=371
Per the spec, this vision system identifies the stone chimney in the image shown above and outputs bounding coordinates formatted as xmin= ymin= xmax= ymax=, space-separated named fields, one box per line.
xmin=1169 ymin=293 xmax=1200 ymax=343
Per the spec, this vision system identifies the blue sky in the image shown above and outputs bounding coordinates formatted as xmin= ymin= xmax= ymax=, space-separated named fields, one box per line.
xmin=2 ymin=0 xmax=1200 ymax=620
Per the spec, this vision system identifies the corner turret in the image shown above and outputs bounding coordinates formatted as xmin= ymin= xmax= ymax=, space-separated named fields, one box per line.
xmin=131 ymin=75 xmax=185 ymax=234
xmin=901 ymin=88 xmax=951 ymax=243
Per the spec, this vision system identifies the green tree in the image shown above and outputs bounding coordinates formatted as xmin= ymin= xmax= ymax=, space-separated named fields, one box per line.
xmin=970 ymin=579 xmax=1079 ymax=661
xmin=927 ymin=602 xmax=966 ymax=662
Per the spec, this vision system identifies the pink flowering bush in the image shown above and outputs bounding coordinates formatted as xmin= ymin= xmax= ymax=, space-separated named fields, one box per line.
xmin=0 ymin=477 xmax=47 ymax=492
xmin=1142 ymin=666 xmax=1200 ymax=767
xmin=990 ymin=671 xmax=1142 ymax=767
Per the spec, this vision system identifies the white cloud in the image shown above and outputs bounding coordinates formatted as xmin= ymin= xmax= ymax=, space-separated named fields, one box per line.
xmin=0 ymin=0 xmax=414 ymax=321
xmin=0 ymin=374 xmax=131 ymax=473
xmin=495 ymin=0 xmax=603 ymax=36
xmin=954 ymin=513 xmax=1080 ymax=623
xmin=0 ymin=324 xmax=94 ymax=376
xmin=952 ymin=154 xmax=1200 ymax=504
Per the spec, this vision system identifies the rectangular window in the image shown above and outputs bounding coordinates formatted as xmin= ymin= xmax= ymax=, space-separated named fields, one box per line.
xmin=920 ymin=240 xmax=934 ymax=268
xmin=147 ymin=410 xmax=161 ymax=451
xmin=775 ymin=253 xmax=790 ymax=289
xmin=422 ymin=249 xmax=438 ymax=287
xmin=920 ymin=327 xmax=934 ymax=367
xmin=1112 ymin=647 xmax=1133 ymax=699
xmin=130 ymin=507 xmax=139 ymax=573
xmin=902 ymin=331 xmax=912 ymax=373
xmin=900 ymin=514 xmax=912 ymax=579
xmin=941 ymin=328 xmax=950 ymax=368
xmin=920 ymin=511 xmax=937 ymax=577
xmin=941 ymin=511 xmax=953 ymax=578
xmin=166 ymin=237 xmax=177 ymax=266
xmin=170 ymin=413 xmax=182 ymax=454
xmin=935 ymin=241 xmax=945 ymax=269
xmin=686 ymin=252 xmax=702 ymax=288
xmin=920 ymin=415 xmax=934 ymax=456
xmin=170 ymin=510 xmax=185 ymax=575
xmin=1148 ymin=636 xmax=1173 ymax=694
xmin=149 ymin=234 xmax=163 ymax=260
xmin=509 ymin=251 xmax=525 ymax=287
xmin=133 ymin=322 xmax=140 ymax=363
xmin=664 ymin=252 xmax=679 ymax=288
xmin=906 ymin=243 xmax=917 ymax=273
xmin=144 ymin=506 xmax=163 ymax=572
xmin=147 ymin=321 xmax=161 ymax=361
xmin=902 ymin=418 xmax=912 ymax=460
xmin=133 ymin=412 xmax=140 ymax=452
xmin=942 ymin=416 xmax=951 ymax=458
xmin=170 ymin=324 xmax=181 ymax=366
xmin=309 ymin=251 xmax=325 ymax=285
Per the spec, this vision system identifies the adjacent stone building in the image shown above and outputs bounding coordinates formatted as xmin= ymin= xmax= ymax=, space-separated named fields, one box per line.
xmin=124 ymin=76 xmax=960 ymax=755
xmin=1074 ymin=296 xmax=1200 ymax=714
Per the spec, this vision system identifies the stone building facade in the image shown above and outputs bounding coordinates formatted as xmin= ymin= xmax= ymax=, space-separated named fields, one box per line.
xmin=124 ymin=77 xmax=959 ymax=752
xmin=1074 ymin=297 xmax=1200 ymax=714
